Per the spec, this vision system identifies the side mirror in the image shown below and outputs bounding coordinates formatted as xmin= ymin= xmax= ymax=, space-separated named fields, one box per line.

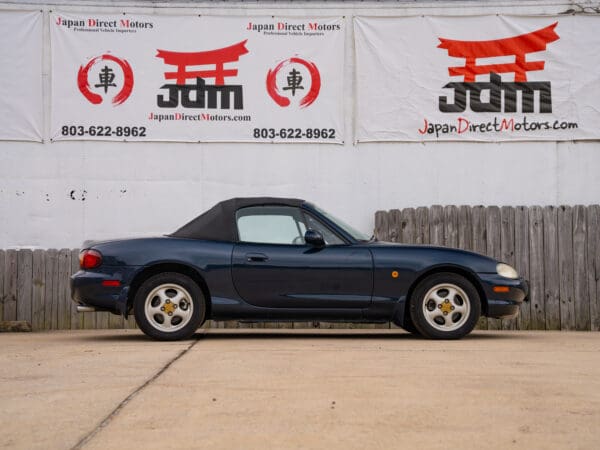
xmin=304 ymin=229 xmax=325 ymax=247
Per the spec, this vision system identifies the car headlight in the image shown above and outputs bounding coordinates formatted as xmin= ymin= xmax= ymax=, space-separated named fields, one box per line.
xmin=496 ymin=263 xmax=518 ymax=279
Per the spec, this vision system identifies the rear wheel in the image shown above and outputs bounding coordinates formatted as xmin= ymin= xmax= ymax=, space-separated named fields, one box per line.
xmin=134 ymin=272 xmax=205 ymax=341
xmin=409 ymin=273 xmax=480 ymax=339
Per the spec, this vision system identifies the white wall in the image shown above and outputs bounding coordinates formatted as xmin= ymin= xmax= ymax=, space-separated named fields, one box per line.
xmin=1 ymin=0 xmax=599 ymax=249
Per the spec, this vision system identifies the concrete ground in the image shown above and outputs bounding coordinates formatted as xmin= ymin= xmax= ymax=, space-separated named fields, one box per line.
xmin=1 ymin=329 xmax=599 ymax=450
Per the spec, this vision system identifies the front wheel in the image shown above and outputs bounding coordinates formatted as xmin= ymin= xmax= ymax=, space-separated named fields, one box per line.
xmin=409 ymin=273 xmax=481 ymax=340
xmin=134 ymin=272 xmax=205 ymax=341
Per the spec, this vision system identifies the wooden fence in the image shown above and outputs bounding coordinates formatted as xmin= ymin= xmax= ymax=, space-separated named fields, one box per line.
xmin=374 ymin=205 xmax=600 ymax=331
xmin=1 ymin=204 xmax=598 ymax=331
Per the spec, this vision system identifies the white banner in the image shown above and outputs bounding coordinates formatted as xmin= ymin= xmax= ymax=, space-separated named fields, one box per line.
xmin=50 ymin=13 xmax=344 ymax=143
xmin=0 ymin=10 xmax=43 ymax=141
xmin=355 ymin=16 xmax=600 ymax=142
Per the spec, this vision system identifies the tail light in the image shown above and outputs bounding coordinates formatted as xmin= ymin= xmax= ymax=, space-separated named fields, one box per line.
xmin=79 ymin=249 xmax=103 ymax=270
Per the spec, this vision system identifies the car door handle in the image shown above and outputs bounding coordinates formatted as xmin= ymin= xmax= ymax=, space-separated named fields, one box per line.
xmin=246 ymin=253 xmax=269 ymax=262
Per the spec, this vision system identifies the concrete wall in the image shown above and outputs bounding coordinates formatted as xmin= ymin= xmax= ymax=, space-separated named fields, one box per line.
xmin=1 ymin=0 xmax=598 ymax=249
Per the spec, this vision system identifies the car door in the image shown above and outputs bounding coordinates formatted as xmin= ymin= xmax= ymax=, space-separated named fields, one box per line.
xmin=231 ymin=205 xmax=373 ymax=309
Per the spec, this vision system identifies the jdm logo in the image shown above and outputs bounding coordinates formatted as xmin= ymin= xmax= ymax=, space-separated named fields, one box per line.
xmin=77 ymin=54 xmax=134 ymax=105
xmin=266 ymin=57 xmax=321 ymax=108
xmin=437 ymin=23 xmax=559 ymax=114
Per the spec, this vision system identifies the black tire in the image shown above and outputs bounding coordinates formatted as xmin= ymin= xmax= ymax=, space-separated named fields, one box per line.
xmin=134 ymin=272 xmax=205 ymax=341
xmin=409 ymin=273 xmax=481 ymax=340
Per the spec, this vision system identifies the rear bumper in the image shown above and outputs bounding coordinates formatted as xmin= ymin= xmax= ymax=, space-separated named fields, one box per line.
xmin=71 ymin=268 xmax=135 ymax=316
xmin=477 ymin=274 xmax=529 ymax=319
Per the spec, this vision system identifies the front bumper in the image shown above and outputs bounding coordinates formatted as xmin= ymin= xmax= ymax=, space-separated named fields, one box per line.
xmin=71 ymin=267 xmax=136 ymax=316
xmin=477 ymin=273 xmax=529 ymax=319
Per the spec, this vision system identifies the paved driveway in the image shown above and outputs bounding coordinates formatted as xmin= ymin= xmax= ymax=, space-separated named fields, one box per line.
xmin=1 ymin=329 xmax=599 ymax=449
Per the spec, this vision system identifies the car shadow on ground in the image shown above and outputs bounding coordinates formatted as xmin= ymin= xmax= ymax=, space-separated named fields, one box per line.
xmin=72 ymin=328 xmax=512 ymax=342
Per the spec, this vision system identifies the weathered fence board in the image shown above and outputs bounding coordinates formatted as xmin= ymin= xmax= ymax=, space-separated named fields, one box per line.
xmin=388 ymin=209 xmax=401 ymax=243
xmin=400 ymin=208 xmax=416 ymax=244
xmin=0 ymin=250 xmax=4 ymax=322
xmin=529 ymin=206 xmax=545 ymax=330
xmin=558 ymin=206 xmax=576 ymax=330
xmin=416 ymin=207 xmax=429 ymax=245
xmin=70 ymin=249 xmax=82 ymax=330
xmin=16 ymin=250 xmax=33 ymax=325
xmin=500 ymin=206 xmax=516 ymax=330
xmin=57 ymin=249 xmax=71 ymax=330
xmin=44 ymin=249 xmax=57 ymax=330
xmin=458 ymin=205 xmax=472 ymax=251
xmin=444 ymin=206 xmax=459 ymax=249
xmin=2 ymin=205 xmax=600 ymax=331
xmin=4 ymin=250 xmax=18 ymax=322
xmin=429 ymin=205 xmax=444 ymax=246
xmin=472 ymin=206 xmax=487 ymax=330
xmin=543 ymin=206 xmax=560 ymax=330
xmin=32 ymin=250 xmax=45 ymax=331
xmin=573 ymin=205 xmax=590 ymax=331
xmin=514 ymin=207 xmax=531 ymax=330
xmin=374 ymin=211 xmax=389 ymax=242
xmin=486 ymin=207 xmax=502 ymax=330
xmin=588 ymin=206 xmax=600 ymax=331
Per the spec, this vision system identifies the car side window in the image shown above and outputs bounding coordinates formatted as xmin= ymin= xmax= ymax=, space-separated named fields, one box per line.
xmin=303 ymin=213 xmax=345 ymax=245
xmin=236 ymin=206 xmax=305 ymax=245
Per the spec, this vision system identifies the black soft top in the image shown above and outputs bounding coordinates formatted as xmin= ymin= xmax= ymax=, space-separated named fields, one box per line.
xmin=170 ymin=197 xmax=305 ymax=242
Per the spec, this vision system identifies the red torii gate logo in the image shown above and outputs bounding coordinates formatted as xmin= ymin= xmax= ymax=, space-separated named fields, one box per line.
xmin=437 ymin=23 xmax=559 ymax=114
xmin=155 ymin=40 xmax=249 ymax=110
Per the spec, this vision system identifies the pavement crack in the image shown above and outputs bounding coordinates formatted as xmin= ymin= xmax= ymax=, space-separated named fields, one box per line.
xmin=71 ymin=337 xmax=200 ymax=450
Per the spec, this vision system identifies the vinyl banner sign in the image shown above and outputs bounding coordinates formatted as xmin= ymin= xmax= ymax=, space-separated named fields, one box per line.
xmin=0 ymin=10 xmax=43 ymax=141
xmin=355 ymin=16 xmax=600 ymax=142
xmin=50 ymin=13 xmax=344 ymax=143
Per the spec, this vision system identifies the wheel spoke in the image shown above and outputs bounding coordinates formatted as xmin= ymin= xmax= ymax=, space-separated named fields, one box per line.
xmin=156 ymin=288 xmax=171 ymax=305
xmin=425 ymin=308 xmax=442 ymax=321
xmin=429 ymin=290 xmax=446 ymax=306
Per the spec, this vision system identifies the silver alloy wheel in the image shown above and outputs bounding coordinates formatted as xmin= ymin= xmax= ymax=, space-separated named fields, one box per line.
xmin=422 ymin=283 xmax=471 ymax=332
xmin=144 ymin=283 xmax=194 ymax=332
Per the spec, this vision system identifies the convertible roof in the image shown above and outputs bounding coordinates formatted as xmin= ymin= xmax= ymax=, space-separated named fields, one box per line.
xmin=170 ymin=197 xmax=305 ymax=242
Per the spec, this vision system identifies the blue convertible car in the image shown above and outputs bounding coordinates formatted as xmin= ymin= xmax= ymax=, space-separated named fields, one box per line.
xmin=71 ymin=197 xmax=528 ymax=340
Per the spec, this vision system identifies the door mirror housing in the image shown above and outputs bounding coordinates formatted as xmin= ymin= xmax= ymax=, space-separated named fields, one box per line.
xmin=304 ymin=229 xmax=325 ymax=247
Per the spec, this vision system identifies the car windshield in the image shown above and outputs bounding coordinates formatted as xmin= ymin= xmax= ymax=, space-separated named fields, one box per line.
xmin=312 ymin=205 xmax=371 ymax=242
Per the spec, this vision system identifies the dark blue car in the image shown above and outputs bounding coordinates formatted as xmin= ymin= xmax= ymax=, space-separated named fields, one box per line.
xmin=71 ymin=197 xmax=528 ymax=340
